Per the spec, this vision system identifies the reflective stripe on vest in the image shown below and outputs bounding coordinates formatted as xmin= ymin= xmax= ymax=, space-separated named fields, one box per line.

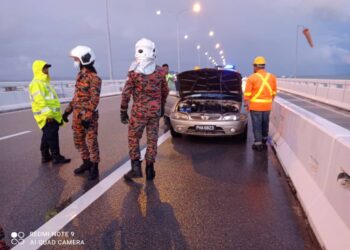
xmin=33 ymin=107 xmax=60 ymax=116
xmin=250 ymin=73 xmax=272 ymax=103
xmin=30 ymin=90 xmax=42 ymax=101
xmin=31 ymin=80 xmax=58 ymax=101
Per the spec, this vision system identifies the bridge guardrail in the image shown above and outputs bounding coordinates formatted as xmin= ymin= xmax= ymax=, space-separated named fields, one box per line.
xmin=0 ymin=80 xmax=126 ymax=112
xmin=277 ymin=78 xmax=350 ymax=111
xmin=270 ymin=96 xmax=350 ymax=250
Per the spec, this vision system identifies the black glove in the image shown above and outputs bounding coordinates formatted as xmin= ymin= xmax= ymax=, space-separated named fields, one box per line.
xmin=81 ymin=119 xmax=91 ymax=129
xmin=62 ymin=112 xmax=70 ymax=123
xmin=120 ymin=110 xmax=129 ymax=124
xmin=160 ymin=105 xmax=165 ymax=117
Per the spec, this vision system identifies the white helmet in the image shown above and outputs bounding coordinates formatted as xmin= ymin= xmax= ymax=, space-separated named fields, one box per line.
xmin=70 ymin=45 xmax=96 ymax=65
xmin=135 ymin=38 xmax=156 ymax=60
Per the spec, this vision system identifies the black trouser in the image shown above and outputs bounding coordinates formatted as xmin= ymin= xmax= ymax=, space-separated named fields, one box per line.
xmin=40 ymin=120 xmax=60 ymax=157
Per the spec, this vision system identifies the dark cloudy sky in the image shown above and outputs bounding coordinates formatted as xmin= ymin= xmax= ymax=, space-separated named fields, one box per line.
xmin=1 ymin=0 xmax=349 ymax=81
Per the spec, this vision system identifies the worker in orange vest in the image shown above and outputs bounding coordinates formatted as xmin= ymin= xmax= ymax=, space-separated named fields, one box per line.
xmin=244 ymin=56 xmax=277 ymax=151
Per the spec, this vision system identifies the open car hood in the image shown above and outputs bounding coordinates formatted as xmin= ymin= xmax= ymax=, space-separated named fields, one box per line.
xmin=177 ymin=68 xmax=242 ymax=98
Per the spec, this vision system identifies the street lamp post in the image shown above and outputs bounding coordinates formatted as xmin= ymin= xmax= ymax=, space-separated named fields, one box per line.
xmin=105 ymin=0 xmax=113 ymax=80
xmin=175 ymin=3 xmax=201 ymax=72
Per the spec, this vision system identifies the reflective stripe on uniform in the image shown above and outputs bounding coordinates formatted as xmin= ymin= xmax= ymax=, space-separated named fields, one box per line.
xmin=47 ymin=85 xmax=58 ymax=99
xmin=33 ymin=107 xmax=50 ymax=115
xmin=244 ymin=92 xmax=252 ymax=96
xmin=250 ymin=73 xmax=272 ymax=103
xmin=250 ymin=99 xmax=272 ymax=103
xmin=31 ymin=80 xmax=58 ymax=100
xmin=33 ymin=107 xmax=60 ymax=116
xmin=30 ymin=90 xmax=42 ymax=100
xmin=44 ymin=93 xmax=55 ymax=100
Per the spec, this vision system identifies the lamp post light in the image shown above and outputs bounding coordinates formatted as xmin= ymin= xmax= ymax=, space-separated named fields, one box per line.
xmin=156 ymin=3 xmax=201 ymax=73
xmin=209 ymin=30 xmax=214 ymax=37
xmin=193 ymin=2 xmax=201 ymax=12
xmin=215 ymin=43 xmax=220 ymax=49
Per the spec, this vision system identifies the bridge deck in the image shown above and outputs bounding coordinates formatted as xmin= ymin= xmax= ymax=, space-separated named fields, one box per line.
xmin=0 ymin=95 xmax=323 ymax=249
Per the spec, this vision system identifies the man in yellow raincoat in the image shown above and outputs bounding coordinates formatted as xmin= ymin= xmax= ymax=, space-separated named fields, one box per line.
xmin=29 ymin=60 xmax=71 ymax=164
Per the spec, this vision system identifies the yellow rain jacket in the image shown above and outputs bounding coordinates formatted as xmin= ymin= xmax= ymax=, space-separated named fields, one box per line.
xmin=29 ymin=60 xmax=62 ymax=129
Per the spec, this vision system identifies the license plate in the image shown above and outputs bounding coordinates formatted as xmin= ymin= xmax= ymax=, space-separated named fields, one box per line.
xmin=195 ymin=125 xmax=215 ymax=131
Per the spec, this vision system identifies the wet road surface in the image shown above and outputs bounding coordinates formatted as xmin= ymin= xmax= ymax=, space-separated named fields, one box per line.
xmin=0 ymin=95 xmax=321 ymax=249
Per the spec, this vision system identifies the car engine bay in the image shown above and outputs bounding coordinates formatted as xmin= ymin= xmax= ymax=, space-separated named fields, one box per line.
xmin=177 ymin=99 xmax=240 ymax=113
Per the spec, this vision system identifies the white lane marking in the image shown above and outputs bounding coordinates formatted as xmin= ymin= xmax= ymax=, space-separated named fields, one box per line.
xmin=0 ymin=131 xmax=31 ymax=141
xmin=13 ymin=131 xmax=171 ymax=250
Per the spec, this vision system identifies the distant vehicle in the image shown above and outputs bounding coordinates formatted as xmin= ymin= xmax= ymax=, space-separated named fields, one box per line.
xmin=164 ymin=68 xmax=248 ymax=139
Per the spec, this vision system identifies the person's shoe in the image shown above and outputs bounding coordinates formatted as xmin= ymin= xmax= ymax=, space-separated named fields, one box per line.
xmin=74 ymin=159 xmax=92 ymax=175
xmin=88 ymin=162 xmax=99 ymax=180
xmin=252 ymin=144 xmax=264 ymax=152
xmin=124 ymin=160 xmax=142 ymax=181
xmin=41 ymin=155 xmax=52 ymax=163
xmin=52 ymin=155 xmax=71 ymax=164
xmin=146 ymin=162 xmax=156 ymax=181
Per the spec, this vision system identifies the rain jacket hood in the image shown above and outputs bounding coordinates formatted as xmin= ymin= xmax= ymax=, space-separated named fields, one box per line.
xmin=29 ymin=60 xmax=62 ymax=129
xmin=32 ymin=60 xmax=51 ymax=83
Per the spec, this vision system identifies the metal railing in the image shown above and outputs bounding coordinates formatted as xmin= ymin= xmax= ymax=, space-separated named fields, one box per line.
xmin=0 ymin=79 xmax=126 ymax=112
xmin=277 ymin=78 xmax=350 ymax=111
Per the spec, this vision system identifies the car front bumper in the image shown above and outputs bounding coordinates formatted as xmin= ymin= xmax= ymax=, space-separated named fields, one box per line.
xmin=170 ymin=117 xmax=248 ymax=137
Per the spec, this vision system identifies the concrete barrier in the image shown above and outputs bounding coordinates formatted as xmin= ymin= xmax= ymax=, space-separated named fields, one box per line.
xmin=278 ymin=78 xmax=350 ymax=111
xmin=0 ymin=80 xmax=125 ymax=112
xmin=270 ymin=96 xmax=350 ymax=250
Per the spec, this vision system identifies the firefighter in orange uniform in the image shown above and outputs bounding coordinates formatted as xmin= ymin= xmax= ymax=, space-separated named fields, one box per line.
xmin=63 ymin=46 xmax=102 ymax=180
xmin=244 ymin=56 xmax=277 ymax=151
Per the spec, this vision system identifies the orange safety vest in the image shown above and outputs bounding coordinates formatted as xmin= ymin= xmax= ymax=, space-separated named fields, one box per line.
xmin=244 ymin=71 xmax=277 ymax=111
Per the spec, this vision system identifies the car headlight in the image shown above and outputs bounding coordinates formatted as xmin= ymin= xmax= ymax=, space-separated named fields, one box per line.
xmin=223 ymin=114 xmax=247 ymax=121
xmin=171 ymin=112 xmax=189 ymax=120
xmin=223 ymin=114 xmax=238 ymax=121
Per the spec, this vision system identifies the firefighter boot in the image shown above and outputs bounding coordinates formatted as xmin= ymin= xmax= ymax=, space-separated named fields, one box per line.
xmin=124 ymin=160 xmax=142 ymax=181
xmin=88 ymin=162 xmax=99 ymax=180
xmin=146 ymin=162 xmax=156 ymax=181
xmin=52 ymin=153 xmax=71 ymax=165
xmin=74 ymin=159 xmax=92 ymax=175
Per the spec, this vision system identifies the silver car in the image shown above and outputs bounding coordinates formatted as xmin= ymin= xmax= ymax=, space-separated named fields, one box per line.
xmin=164 ymin=68 xmax=248 ymax=139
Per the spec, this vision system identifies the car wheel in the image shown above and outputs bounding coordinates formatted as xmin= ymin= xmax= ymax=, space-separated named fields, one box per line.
xmin=164 ymin=116 xmax=181 ymax=137
xmin=170 ymin=127 xmax=182 ymax=137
